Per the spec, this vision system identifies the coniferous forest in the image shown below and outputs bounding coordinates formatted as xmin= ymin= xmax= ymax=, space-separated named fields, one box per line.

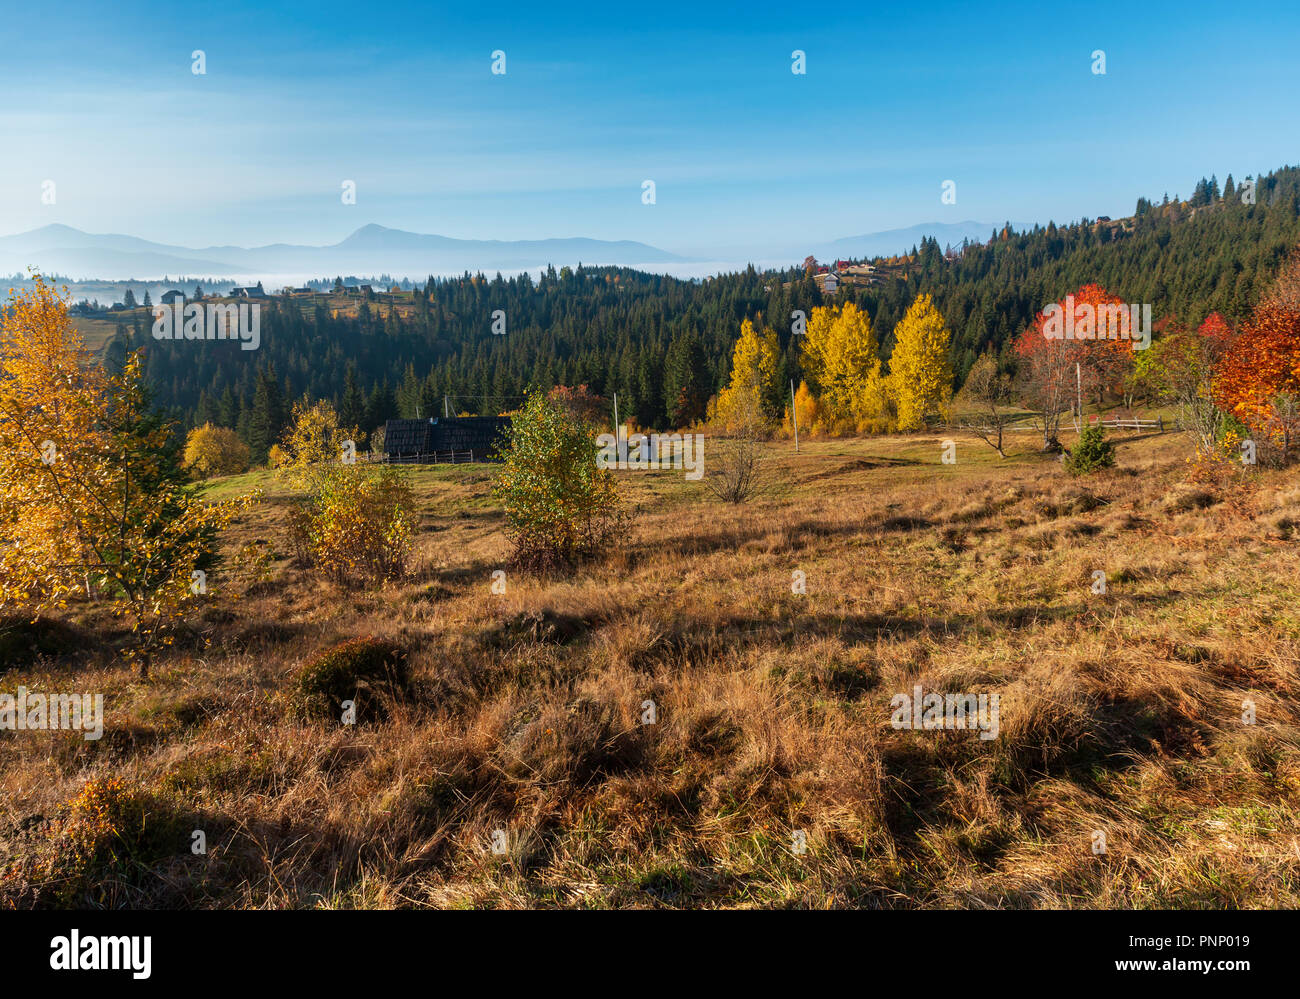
xmin=110 ymin=165 xmax=1300 ymax=457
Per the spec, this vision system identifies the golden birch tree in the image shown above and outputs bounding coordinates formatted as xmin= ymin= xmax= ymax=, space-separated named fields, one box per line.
xmin=710 ymin=318 xmax=782 ymax=433
xmin=800 ymin=303 xmax=882 ymax=423
xmin=889 ymin=293 xmax=954 ymax=431
xmin=0 ymin=275 xmax=253 ymax=675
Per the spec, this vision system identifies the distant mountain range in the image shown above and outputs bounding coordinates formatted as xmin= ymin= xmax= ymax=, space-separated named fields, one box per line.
xmin=0 ymin=223 xmax=684 ymax=281
xmin=0 ymin=220 xmax=1040 ymax=286
xmin=816 ymin=221 xmax=1032 ymax=261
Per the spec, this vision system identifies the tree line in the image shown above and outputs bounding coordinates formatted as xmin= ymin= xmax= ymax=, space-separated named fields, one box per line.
xmin=106 ymin=165 xmax=1300 ymax=460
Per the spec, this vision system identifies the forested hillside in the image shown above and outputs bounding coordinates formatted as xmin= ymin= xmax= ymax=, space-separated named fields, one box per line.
xmin=108 ymin=165 xmax=1300 ymax=449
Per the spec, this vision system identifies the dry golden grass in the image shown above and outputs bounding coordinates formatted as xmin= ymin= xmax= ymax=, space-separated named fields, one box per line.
xmin=3 ymin=428 xmax=1299 ymax=908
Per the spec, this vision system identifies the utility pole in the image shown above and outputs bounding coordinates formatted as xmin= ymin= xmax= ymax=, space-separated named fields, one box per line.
xmin=790 ymin=379 xmax=799 ymax=454
xmin=613 ymin=392 xmax=619 ymax=434
xmin=1076 ymin=362 xmax=1082 ymax=432
xmin=444 ymin=395 xmax=450 ymax=419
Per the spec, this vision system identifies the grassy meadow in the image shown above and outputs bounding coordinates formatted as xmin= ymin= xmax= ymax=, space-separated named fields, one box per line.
xmin=3 ymin=427 xmax=1300 ymax=908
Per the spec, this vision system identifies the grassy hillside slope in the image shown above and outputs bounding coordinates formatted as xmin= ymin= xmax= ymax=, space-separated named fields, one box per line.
xmin=3 ymin=431 xmax=1299 ymax=908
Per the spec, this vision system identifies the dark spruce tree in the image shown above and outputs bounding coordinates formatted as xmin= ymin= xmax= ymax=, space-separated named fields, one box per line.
xmin=339 ymin=363 xmax=365 ymax=431
xmin=664 ymin=330 xmax=710 ymax=428
xmin=245 ymin=365 xmax=287 ymax=464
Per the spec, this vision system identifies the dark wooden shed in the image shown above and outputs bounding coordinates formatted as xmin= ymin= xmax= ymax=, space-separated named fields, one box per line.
xmin=382 ymin=416 xmax=511 ymax=463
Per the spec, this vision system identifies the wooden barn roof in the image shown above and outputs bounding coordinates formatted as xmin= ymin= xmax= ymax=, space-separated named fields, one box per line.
xmin=383 ymin=416 xmax=511 ymax=458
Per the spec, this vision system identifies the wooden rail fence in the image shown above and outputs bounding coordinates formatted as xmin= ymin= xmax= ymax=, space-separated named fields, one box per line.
xmin=368 ymin=450 xmax=494 ymax=465
xmin=954 ymin=415 xmax=1174 ymax=433
xmin=1086 ymin=416 xmax=1166 ymax=431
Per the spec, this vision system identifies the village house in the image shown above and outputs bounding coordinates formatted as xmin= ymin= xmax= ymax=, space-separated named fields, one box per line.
xmin=383 ymin=416 xmax=512 ymax=463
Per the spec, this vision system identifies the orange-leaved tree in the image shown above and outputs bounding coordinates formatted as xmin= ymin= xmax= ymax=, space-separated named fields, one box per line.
xmin=1213 ymin=301 xmax=1300 ymax=461
xmin=1014 ymin=284 xmax=1136 ymax=449
xmin=547 ymin=384 xmax=609 ymax=429
xmin=0 ymin=275 xmax=255 ymax=675
xmin=783 ymin=380 xmax=821 ymax=438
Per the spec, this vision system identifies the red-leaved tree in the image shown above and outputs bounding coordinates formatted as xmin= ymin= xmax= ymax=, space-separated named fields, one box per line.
xmin=547 ymin=384 xmax=609 ymax=429
xmin=1213 ymin=302 xmax=1300 ymax=461
xmin=1014 ymin=284 xmax=1138 ymax=449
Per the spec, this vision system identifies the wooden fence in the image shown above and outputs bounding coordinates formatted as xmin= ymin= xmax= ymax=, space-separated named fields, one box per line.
xmin=368 ymin=450 xmax=494 ymax=465
xmin=1085 ymin=415 xmax=1166 ymax=431
xmin=954 ymin=415 xmax=1176 ymax=434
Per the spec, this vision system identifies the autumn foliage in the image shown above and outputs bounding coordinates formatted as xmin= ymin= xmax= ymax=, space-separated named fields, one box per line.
xmin=889 ymin=293 xmax=954 ymax=431
xmin=273 ymin=399 xmax=363 ymax=491
xmin=783 ymin=380 xmax=821 ymax=438
xmin=1014 ymin=284 xmax=1136 ymax=448
xmin=294 ymin=466 xmax=416 ymax=585
xmin=547 ymin=384 xmax=609 ymax=428
xmin=709 ymin=319 xmax=782 ymax=434
xmin=799 ymin=303 xmax=886 ymax=431
xmin=0 ymin=275 xmax=253 ymax=674
xmin=277 ymin=402 xmax=414 ymax=586
xmin=1213 ymin=301 xmax=1300 ymax=458
xmin=1135 ymin=313 xmax=1236 ymax=459
xmin=184 ymin=423 xmax=250 ymax=478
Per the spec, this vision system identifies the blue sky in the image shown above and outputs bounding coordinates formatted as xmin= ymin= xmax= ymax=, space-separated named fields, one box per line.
xmin=1 ymin=0 xmax=1297 ymax=261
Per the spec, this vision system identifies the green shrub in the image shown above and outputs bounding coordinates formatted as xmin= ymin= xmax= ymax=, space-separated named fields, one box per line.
xmin=1064 ymin=425 xmax=1116 ymax=476
xmin=295 ymin=636 xmax=408 ymax=720
xmin=491 ymin=391 xmax=624 ymax=571
xmin=286 ymin=466 xmax=415 ymax=586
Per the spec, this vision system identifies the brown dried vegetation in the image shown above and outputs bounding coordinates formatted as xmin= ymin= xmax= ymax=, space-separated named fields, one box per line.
xmin=2 ymin=430 xmax=1299 ymax=908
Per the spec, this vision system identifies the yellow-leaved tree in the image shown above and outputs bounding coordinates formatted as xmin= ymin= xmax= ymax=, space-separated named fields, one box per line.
xmin=0 ymin=275 xmax=255 ymax=675
xmin=184 ymin=423 xmax=251 ymax=478
xmin=273 ymin=398 xmax=363 ymax=492
xmin=709 ymin=319 xmax=782 ymax=433
xmin=276 ymin=401 xmax=413 ymax=586
xmin=800 ymin=302 xmax=890 ymax=431
xmin=889 ymin=293 xmax=954 ymax=431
